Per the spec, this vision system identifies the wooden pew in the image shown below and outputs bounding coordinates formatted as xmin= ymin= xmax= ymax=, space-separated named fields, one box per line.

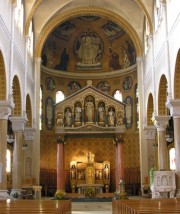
xmin=0 ymin=199 xmax=71 ymax=214
xmin=112 ymin=198 xmax=180 ymax=214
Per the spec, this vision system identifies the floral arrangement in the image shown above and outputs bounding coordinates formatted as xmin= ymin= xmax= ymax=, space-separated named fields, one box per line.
xmin=13 ymin=192 xmax=19 ymax=199
xmin=85 ymin=187 xmax=95 ymax=198
xmin=54 ymin=190 xmax=66 ymax=200
xmin=114 ymin=190 xmax=129 ymax=200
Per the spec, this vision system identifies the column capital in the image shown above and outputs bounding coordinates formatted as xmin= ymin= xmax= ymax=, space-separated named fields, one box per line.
xmin=35 ymin=57 xmax=42 ymax=64
xmin=151 ymin=115 xmax=170 ymax=131
xmin=0 ymin=100 xmax=15 ymax=120
xmin=23 ymin=128 xmax=36 ymax=141
xmin=114 ymin=133 xmax=125 ymax=144
xmin=56 ymin=135 xmax=65 ymax=144
xmin=166 ymin=99 xmax=180 ymax=117
xmin=9 ymin=116 xmax=27 ymax=132
xmin=144 ymin=126 xmax=156 ymax=140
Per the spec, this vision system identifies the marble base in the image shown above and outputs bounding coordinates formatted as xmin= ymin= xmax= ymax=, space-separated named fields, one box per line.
xmin=0 ymin=190 xmax=10 ymax=199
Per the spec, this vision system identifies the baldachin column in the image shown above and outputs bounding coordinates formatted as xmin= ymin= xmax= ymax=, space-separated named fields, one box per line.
xmin=56 ymin=136 xmax=65 ymax=191
xmin=115 ymin=134 xmax=124 ymax=191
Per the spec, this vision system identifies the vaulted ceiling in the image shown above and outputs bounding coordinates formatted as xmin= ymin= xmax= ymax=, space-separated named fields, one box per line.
xmin=24 ymin=0 xmax=154 ymax=57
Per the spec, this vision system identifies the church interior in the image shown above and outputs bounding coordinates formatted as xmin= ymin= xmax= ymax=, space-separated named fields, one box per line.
xmin=0 ymin=0 xmax=180 ymax=213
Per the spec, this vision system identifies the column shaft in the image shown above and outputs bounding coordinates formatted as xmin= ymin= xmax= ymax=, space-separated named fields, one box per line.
xmin=116 ymin=142 xmax=124 ymax=190
xmin=173 ymin=116 xmax=180 ymax=196
xmin=57 ymin=143 xmax=65 ymax=190
xmin=12 ymin=132 xmax=23 ymax=189
xmin=0 ymin=119 xmax=7 ymax=190
xmin=157 ymin=129 xmax=168 ymax=170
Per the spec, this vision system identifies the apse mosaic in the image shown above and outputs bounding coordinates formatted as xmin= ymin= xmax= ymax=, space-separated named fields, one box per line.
xmin=41 ymin=16 xmax=136 ymax=72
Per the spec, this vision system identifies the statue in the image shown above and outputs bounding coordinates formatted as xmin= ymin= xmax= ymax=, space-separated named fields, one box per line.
xmin=108 ymin=107 xmax=115 ymax=126
xmin=56 ymin=113 xmax=63 ymax=126
xmin=85 ymin=96 xmax=94 ymax=122
xmin=65 ymin=108 xmax=72 ymax=126
xmin=98 ymin=103 xmax=105 ymax=123
xmin=75 ymin=103 xmax=82 ymax=123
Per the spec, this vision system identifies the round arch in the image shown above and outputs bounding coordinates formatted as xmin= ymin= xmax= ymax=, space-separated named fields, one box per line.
xmin=26 ymin=94 xmax=32 ymax=127
xmin=158 ymin=74 xmax=168 ymax=116
xmin=147 ymin=93 xmax=154 ymax=125
xmin=174 ymin=49 xmax=180 ymax=99
xmin=34 ymin=7 xmax=143 ymax=58
xmin=12 ymin=75 xmax=22 ymax=116
xmin=0 ymin=51 xmax=7 ymax=100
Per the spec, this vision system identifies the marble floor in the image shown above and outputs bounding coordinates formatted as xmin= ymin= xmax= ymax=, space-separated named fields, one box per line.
xmin=72 ymin=202 xmax=112 ymax=214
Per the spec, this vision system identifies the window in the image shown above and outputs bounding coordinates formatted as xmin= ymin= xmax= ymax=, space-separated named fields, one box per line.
xmin=6 ymin=150 xmax=11 ymax=172
xmin=56 ymin=91 xmax=65 ymax=103
xmin=169 ymin=148 xmax=176 ymax=170
xmin=15 ymin=0 xmax=24 ymax=34
xmin=113 ymin=90 xmax=122 ymax=102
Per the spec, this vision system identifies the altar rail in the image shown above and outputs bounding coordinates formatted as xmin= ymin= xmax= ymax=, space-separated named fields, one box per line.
xmin=0 ymin=199 xmax=71 ymax=214
xmin=112 ymin=198 xmax=180 ymax=214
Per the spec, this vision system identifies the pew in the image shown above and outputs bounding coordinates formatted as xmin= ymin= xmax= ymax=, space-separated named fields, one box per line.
xmin=0 ymin=199 xmax=71 ymax=214
xmin=112 ymin=198 xmax=180 ymax=214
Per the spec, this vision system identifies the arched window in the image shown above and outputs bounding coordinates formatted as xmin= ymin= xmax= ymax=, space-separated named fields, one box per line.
xmin=113 ymin=90 xmax=122 ymax=102
xmin=169 ymin=148 xmax=176 ymax=170
xmin=15 ymin=0 xmax=24 ymax=34
xmin=56 ymin=91 xmax=65 ymax=103
xmin=27 ymin=21 xmax=34 ymax=56
xmin=39 ymin=87 xmax=42 ymax=130
xmin=6 ymin=149 xmax=11 ymax=172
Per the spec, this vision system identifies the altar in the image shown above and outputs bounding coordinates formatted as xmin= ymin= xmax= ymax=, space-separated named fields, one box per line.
xmin=70 ymin=152 xmax=110 ymax=196
xmin=76 ymin=184 xmax=104 ymax=196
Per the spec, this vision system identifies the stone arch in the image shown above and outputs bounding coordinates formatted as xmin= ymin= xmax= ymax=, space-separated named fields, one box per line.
xmin=26 ymin=94 xmax=32 ymax=127
xmin=0 ymin=51 xmax=6 ymax=100
xmin=147 ymin=93 xmax=154 ymax=126
xmin=174 ymin=49 xmax=180 ymax=99
xmin=12 ymin=75 xmax=22 ymax=116
xmin=158 ymin=74 xmax=168 ymax=115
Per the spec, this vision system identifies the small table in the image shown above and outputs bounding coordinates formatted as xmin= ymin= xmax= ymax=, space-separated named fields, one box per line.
xmin=33 ymin=186 xmax=42 ymax=199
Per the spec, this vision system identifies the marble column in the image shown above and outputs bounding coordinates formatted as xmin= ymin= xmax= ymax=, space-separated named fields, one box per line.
xmin=0 ymin=100 xmax=14 ymax=198
xmin=115 ymin=134 xmax=124 ymax=191
xmin=166 ymin=99 xmax=180 ymax=197
xmin=152 ymin=116 xmax=170 ymax=170
xmin=23 ymin=128 xmax=36 ymax=178
xmin=9 ymin=116 xmax=27 ymax=196
xmin=56 ymin=136 xmax=65 ymax=191
xmin=144 ymin=126 xmax=157 ymax=172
